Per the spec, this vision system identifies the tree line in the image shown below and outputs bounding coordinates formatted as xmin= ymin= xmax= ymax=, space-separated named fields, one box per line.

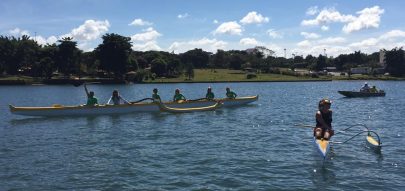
xmin=1 ymin=33 xmax=404 ymax=81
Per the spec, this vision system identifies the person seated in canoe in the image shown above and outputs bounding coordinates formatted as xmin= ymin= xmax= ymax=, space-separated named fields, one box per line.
xmin=152 ymin=88 xmax=161 ymax=102
xmin=206 ymin=87 xmax=215 ymax=100
xmin=369 ymin=86 xmax=378 ymax=93
xmin=226 ymin=87 xmax=237 ymax=99
xmin=84 ymin=84 xmax=98 ymax=106
xmin=360 ymin=82 xmax=370 ymax=92
xmin=107 ymin=90 xmax=130 ymax=105
xmin=173 ymin=89 xmax=186 ymax=102
xmin=314 ymin=99 xmax=334 ymax=140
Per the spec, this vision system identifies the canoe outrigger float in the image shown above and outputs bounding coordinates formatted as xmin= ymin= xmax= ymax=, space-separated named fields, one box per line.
xmin=338 ymin=90 xmax=386 ymax=98
xmin=157 ymin=101 xmax=222 ymax=113
xmin=9 ymin=95 xmax=258 ymax=116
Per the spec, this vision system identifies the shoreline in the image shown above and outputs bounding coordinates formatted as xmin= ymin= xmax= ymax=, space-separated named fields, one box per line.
xmin=2 ymin=77 xmax=405 ymax=85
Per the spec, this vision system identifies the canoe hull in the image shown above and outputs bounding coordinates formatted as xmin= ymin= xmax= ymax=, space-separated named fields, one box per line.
xmin=314 ymin=137 xmax=330 ymax=160
xmin=10 ymin=96 xmax=258 ymax=116
xmin=338 ymin=91 xmax=385 ymax=98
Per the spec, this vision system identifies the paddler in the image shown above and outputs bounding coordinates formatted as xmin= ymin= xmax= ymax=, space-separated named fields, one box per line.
xmin=206 ymin=87 xmax=215 ymax=100
xmin=225 ymin=87 xmax=237 ymax=99
xmin=173 ymin=89 xmax=186 ymax=102
xmin=84 ymin=83 xmax=98 ymax=106
xmin=314 ymin=98 xmax=334 ymax=140
xmin=152 ymin=88 xmax=161 ymax=102
xmin=107 ymin=90 xmax=130 ymax=105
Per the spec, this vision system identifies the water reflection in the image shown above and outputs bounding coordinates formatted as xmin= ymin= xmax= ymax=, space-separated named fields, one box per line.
xmin=311 ymin=162 xmax=337 ymax=189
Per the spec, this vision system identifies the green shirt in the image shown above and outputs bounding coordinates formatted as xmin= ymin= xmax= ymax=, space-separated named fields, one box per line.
xmin=86 ymin=97 xmax=98 ymax=106
xmin=173 ymin=93 xmax=186 ymax=101
xmin=206 ymin=92 xmax=215 ymax=100
xmin=226 ymin=91 xmax=237 ymax=99
xmin=152 ymin=93 xmax=161 ymax=100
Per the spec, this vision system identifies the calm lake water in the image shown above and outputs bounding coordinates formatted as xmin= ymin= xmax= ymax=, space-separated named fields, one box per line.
xmin=1 ymin=81 xmax=404 ymax=190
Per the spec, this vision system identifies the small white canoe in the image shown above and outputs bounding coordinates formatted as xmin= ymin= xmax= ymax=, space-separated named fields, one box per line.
xmin=9 ymin=95 xmax=258 ymax=116
xmin=314 ymin=137 xmax=330 ymax=160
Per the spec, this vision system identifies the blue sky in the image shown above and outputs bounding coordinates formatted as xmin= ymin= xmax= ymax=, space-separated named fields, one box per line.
xmin=1 ymin=0 xmax=404 ymax=57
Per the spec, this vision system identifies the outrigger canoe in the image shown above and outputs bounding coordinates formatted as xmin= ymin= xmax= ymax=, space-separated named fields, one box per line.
xmin=338 ymin=91 xmax=385 ymax=98
xmin=9 ymin=95 xmax=258 ymax=116
xmin=314 ymin=137 xmax=330 ymax=160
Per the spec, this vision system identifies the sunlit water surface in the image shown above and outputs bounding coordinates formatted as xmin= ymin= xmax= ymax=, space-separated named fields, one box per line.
xmin=1 ymin=81 xmax=404 ymax=190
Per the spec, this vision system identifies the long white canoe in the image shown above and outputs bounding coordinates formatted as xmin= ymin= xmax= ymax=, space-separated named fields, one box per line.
xmin=314 ymin=137 xmax=330 ymax=160
xmin=9 ymin=95 xmax=258 ymax=116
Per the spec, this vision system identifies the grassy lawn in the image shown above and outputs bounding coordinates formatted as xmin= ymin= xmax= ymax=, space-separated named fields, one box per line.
xmin=145 ymin=69 xmax=330 ymax=83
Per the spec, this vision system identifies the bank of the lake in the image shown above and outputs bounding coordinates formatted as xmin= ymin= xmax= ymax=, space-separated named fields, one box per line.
xmin=1 ymin=69 xmax=404 ymax=85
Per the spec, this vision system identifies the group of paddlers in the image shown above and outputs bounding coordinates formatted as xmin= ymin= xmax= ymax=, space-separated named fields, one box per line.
xmin=84 ymin=84 xmax=238 ymax=106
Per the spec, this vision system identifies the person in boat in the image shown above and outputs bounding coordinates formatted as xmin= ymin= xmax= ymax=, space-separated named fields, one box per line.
xmin=226 ymin=87 xmax=237 ymax=99
xmin=369 ymin=86 xmax=378 ymax=93
xmin=206 ymin=87 xmax=215 ymax=100
xmin=152 ymin=88 xmax=161 ymax=102
xmin=84 ymin=83 xmax=98 ymax=106
xmin=360 ymin=82 xmax=370 ymax=92
xmin=107 ymin=90 xmax=130 ymax=105
xmin=314 ymin=99 xmax=334 ymax=140
xmin=173 ymin=89 xmax=186 ymax=102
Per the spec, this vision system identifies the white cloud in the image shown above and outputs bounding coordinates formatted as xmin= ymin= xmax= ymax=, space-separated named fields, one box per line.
xmin=349 ymin=29 xmax=405 ymax=52
xmin=168 ymin=38 xmax=227 ymax=53
xmin=8 ymin=28 xmax=30 ymax=36
xmin=66 ymin=20 xmax=110 ymax=41
xmin=380 ymin=30 xmax=405 ymax=39
xmin=321 ymin=25 xmax=329 ymax=31
xmin=267 ymin=29 xmax=283 ymax=39
xmin=129 ymin=18 xmax=153 ymax=26
xmin=240 ymin=38 xmax=258 ymax=46
xmin=213 ymin=21 xmax=243 ymax=35
xmin=130 ymin=27 xmax=162 ymax=42
xmin=306 ymin=6 xmax=319 ymax=16
xmin=301 ymin=8 xmax=355 ymax=26
xmin=178 ymin=13 xmax=189 ymax=19
xmin=302 ymin=6 xmax=384 ymax=33
xmin=300 ymin=32 xmax=321 ymax=39
xmin=213 ymin=19 xmax=219 ymax=24
xmin=35 ymin=35 xmax=58 ymax=45
xmin=342 ymin=6 xmax=384 ymax=33
xmin=132 ymin=41 xmax=162 ymax=51
xmin=240 ymin=11 xmax=269 ymax=25
xmin=321 ymin=37 xmax=346 ymax=44
xmin=297 ymin=40 xmax=311 ymax=47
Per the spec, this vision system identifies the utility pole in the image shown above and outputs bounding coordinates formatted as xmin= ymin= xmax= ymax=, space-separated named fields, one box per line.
xmin=284 ymin=48 xmax=286 ymax=58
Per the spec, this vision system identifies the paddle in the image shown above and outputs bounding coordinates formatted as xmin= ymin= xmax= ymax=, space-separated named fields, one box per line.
xmin=130 ymin=98 xmax=154 ymax=104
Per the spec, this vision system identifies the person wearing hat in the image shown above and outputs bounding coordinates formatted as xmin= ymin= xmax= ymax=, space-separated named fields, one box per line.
xmin=205 ymin=87 xmax=215 ymax=100
xmin=360 ymin=82 xmax=370 ymax=92
xmin=314 ymin=99 xmax=334 ymax=140
xmin=173 ymin=89 xmax=186 ymax=102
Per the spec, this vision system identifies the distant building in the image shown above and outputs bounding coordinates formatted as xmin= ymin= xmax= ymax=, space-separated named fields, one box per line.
xmin=324 ymin=67 xmax=337 ymax=72
xmin=350 ymin=67 xmax=371 ymax=74
xmin=379 ymin=49 xmax=386 ymax=67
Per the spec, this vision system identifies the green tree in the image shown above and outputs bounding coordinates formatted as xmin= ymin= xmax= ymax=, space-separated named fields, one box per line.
xmin=95 ymin=33 xmax=132 ymax=79
xmin=385 ymin=47 xmax=405 ymax=76
xmin=181 ymin=48 xmax=210 ymax=68
xmin=229 ymin=54 xmax=244 ymax=70
xmin=184 ymin=63 xmax=194 ymax=80
xmin=57 ymin=37 xmax=81 ymax=76
xmin=315 ymin=54 xmax=327 ymax=71
xmin=150 ymin=57 xmax=167 ymax=77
